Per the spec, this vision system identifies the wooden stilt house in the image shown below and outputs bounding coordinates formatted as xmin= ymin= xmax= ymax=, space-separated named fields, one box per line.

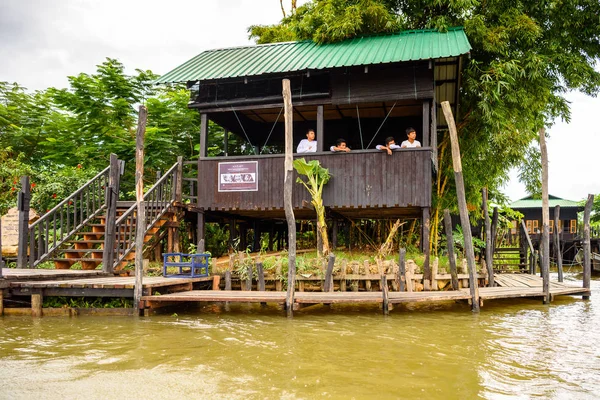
xmin=156 ymin=27 xmax=471 ymax=252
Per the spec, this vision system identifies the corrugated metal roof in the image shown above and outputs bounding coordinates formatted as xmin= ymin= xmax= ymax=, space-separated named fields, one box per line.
xmin=156 ymin=27 xmax=471 ymax=84
xmin=510 ymin=195 xmax=581 ymax=209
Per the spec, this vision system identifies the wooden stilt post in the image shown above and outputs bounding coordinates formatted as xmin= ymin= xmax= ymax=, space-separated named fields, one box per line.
xmin=491 ymin=207 xmax=499 ymax=256
xmin=521 ymin=220 xmax=535 ymax=273
xmin=134 ymin=106 xmax=148 ymax=313
xmin=554 ymin=205 xmax=563 ymax=282
xmin=482 ymin=188 xmax=495 ymax=287
xmin=398 ymin=247 xmax=406 ymax=292
xmin=422 ymin=207 xmax=431 ymax=291
xmin=583 ymin=194 xmax=593 ymax=300
xmin=197 ymin=212 xmax=205 ymax=253
xmin=441 ymin=101 xmax=480 ymax=312
xmin=17 ymin=176 xmax=30 ymax=269
xmin=443 ymin=209 xmax=459 ymax=291
xmin=282 ymin=79 xmax=296 ymax=316
xmin=539 ymin=128 xmax=550 ymax=304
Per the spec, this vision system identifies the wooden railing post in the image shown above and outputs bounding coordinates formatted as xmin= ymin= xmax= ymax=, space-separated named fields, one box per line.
xmin=102 ymin=154 xmax=120 ymax=274
xmin=17 ymin=176 xmax=30 ymax=269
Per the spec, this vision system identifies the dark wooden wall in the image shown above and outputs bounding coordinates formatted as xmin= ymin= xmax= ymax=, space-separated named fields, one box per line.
xmin=197 ymin=149 xmax=432 ymax=214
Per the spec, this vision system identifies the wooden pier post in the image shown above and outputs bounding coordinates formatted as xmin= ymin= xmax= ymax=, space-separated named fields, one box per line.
xmin=398 ymin=247 xmax=406 ymax=292
xmin=441 ymin=101 xmax=480 ymax=312
xmin=134 ymin=105 xmax=148 ymax=313
xmin=340 ymin=260 xmax=347 ymax=292
xmin=246 ymin=264 xmax=253 ymax=291
xmin=443 ymin=210 xmax=459 ymax=291
xmin=324 ymin=253 xmax=335 ymax=292
xmin=491 ymin=207 xmax=499 ymax=256
xmin=554 ymin=205 xmax=563 ymax=282
xmin=482 ymin=188 xmax=495 ymax=287
xmin=583 ymin=194 xmax=593 ymax=300
xmin=282 ymin=79 xmax=296 ymax=316
xmin=381 ymin=274 xmax=389 ymax=315
xmin=31 ymin=292 xmax=42 ymax=317
xmin=539 ymin=128 xmax=550 ymax=304
xmin=226 ymin=254 xmax=233 ymax=291
xmin=17 ymin=176 xmax=30 ymax=269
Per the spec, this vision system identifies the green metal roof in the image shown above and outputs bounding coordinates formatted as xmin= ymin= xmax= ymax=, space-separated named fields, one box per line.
xmin=510 ymin=195 xmax=581 ymax=209
xmin=156 ymin=27 xmax=471 ymax=84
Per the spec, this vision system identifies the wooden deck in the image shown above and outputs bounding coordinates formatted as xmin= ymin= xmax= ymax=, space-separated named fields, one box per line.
xmin=5 ymin=273 xmax=214 ymax=297
xmin=141 ymin=274 xmax=590 ymax=309
xmin=1 ymin=269 xmax=590 ymax=314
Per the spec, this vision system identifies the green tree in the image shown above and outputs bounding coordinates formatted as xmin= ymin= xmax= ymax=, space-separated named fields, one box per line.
xmin=249 ymin=0 xmax=600 ymax=254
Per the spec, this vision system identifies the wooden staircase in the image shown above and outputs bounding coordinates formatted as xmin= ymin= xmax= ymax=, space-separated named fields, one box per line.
xmin=26 ymin=156 xmax=182 ymax=273
xmin=50 ymin=203 xmax=173 ymax=270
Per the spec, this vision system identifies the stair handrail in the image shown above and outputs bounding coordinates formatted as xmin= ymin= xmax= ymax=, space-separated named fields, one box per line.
xmin=27 ymin=165 xmax=111 ymax=267
xmin=112 ymin=161 xmax=179 ymax=269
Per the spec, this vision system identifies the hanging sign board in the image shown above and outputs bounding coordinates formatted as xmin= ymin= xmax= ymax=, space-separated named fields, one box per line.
xmin=218 ymin=161 xmax=258 ymax=192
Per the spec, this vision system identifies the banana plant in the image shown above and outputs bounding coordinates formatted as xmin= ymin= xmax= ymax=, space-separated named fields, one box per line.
xmin=293 ymin=158 xmax=331 ymax=257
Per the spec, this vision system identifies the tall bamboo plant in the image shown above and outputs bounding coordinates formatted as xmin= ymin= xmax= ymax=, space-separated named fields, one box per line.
xmin=293 ymin=158 xmax=330 ymax=257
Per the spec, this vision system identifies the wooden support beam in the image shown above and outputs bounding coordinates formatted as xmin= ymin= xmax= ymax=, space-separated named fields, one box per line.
xmin=441 ymin=101 xmax=480 ymax=312
xmin=443 ymin=209 xmax=459 ymax=291
xmin=422 ymin=100 xmax=430 ymax=147
xmin=482 ymin=188 xmax=495 ymax=287
xmin=224 ymin=129 xmax=229 ymax=156
xmin=134 ymin=105 xmax=148 ymax=312
xmin=491 ymin=207 xmax=499 ymax=255
xmin=583 ymin=194 xmax=593 ymax=300
xmin=200 ymin=113 xmax=208 ymax=157
xmin=539 ymin=128 xmax=550 ymax=304
xmin=17 ymin=176 xmax=30 ymax=269
xmin=521 ymin=220 xmax=535 ymax=260
xmin=554 ymin=205 xmax=563 ymax=282
xmin=316 ymin=105 xmax=324 ymax=152
xmin=283 ymin=79 xmax=297 ymax=317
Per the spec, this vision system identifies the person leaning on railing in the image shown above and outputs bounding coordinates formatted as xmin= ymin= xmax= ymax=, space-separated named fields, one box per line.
xmin=330 ymin=138 xmax=351 ymax=152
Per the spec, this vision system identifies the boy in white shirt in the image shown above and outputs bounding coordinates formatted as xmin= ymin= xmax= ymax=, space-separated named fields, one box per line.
xmin=297 ymin=129 xmax=317 ymax=153
xmin=400 ymin=127 xmax=421 ymax=148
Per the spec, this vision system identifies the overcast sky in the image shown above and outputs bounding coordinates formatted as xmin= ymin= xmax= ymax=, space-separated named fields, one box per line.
xmin=1 ymin=0 xmax=599 ymax=203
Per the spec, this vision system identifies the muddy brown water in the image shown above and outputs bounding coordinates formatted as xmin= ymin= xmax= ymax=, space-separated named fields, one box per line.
xmin=1 ymin=274 xmax=599 ymax=399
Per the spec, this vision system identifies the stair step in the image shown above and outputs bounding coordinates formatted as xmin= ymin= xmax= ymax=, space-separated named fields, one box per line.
xmin=49 ymin=258 xmax=103 ymax=262
xmin=68 ymin=240 xmax=106 ymax=244
xmin=61 ymin=249 xmax=105 ymax=253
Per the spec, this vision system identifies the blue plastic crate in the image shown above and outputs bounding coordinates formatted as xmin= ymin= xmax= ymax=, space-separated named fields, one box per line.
xmin=163 ymin=253 xmax=210 ymax=278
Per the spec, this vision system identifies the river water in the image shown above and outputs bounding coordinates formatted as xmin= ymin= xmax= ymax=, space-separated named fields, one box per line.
xmin=1 ymin=274 xmax=599 ymax=399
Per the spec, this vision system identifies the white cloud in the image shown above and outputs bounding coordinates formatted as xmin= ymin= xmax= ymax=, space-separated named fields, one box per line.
xmin=1 ymin=0 xmax=598 ymax=202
